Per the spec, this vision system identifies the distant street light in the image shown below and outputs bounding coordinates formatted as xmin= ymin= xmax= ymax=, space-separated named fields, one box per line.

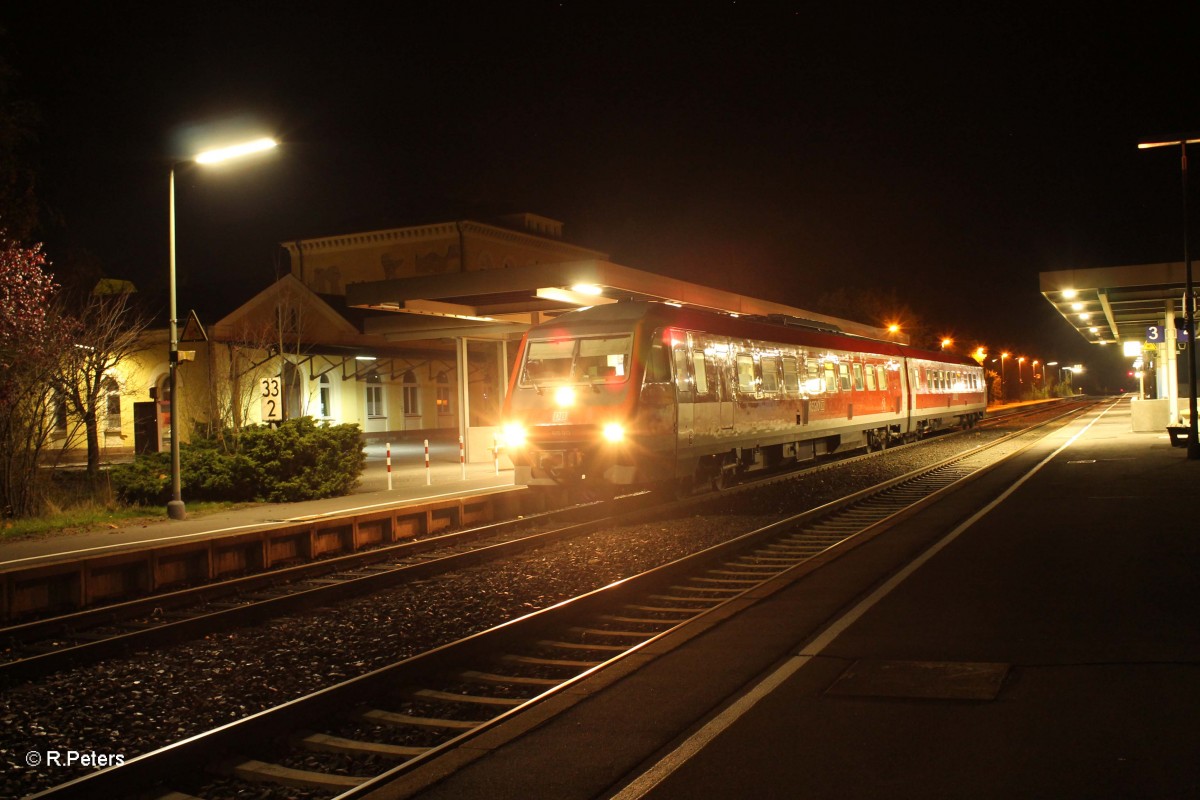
xmin=1139 ymin=134 xmax=1200 ymax=459
xmin=1017 ymin=356 xmax=1026 ymax=395
xmin=1000 ymin=352 xmax=1010 ymax=403
xmin=1047 ymin=360 xmax=1059 ymax=392
xmin=168 ymin=136 xmax=278 ymax=520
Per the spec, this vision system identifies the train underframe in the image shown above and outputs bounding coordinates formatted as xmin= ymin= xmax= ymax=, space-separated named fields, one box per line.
xmin=514 ymin=410 xmax=984 ymax=498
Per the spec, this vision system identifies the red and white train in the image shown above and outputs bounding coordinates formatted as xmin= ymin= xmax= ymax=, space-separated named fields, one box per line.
xmin=500 ymin=301 xmax=985 ymax=493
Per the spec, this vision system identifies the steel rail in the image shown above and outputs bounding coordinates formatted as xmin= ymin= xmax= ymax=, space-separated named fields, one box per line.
xmin=27 ymin=400 xmax=1096 ymax=800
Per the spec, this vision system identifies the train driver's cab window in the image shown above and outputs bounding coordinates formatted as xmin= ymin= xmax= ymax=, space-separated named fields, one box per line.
xmin=577 ymin=336 xmax=630 ymax=382
xmin=838 ymin=363 xmax=852 ymax=391
xmin=523 ymin=339 xmax=574 ymax=383
xmin=782 ymin=357 xmax=799 ymax=394
xmin=736 ymin=354 xmax=757 ymax=395
xmin=760 ymin=356 xmax=780 ymax=393
xmin=823 ymin=362 xmax=837 ymax=392
xmin=852 ymin=363 xmax=864 ymax=391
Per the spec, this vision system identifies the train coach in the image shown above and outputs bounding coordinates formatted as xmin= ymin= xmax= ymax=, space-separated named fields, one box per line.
xmin=499 ymin=300 xmax=985 ymax=495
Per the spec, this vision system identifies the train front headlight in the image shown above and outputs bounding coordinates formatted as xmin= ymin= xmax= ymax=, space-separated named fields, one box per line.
xmin=502 ymin=423 xmax=527 ymax=449
xmin=602 ymin=423 xmax=625 ymax=443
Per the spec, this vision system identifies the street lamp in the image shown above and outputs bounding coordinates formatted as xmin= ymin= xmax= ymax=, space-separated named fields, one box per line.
xmin=1047 ymin=361 xmax=1059 ymax=393
xmin=168 ymin=136 xmax=278 ymax=520
xmin=1017 ymin=356 xmax=1026 ymax=395
xmin=1139 ymin=134 xmax=1200 ymax=459
xmin=1000 ymin=352 xmax=1010 ymax=403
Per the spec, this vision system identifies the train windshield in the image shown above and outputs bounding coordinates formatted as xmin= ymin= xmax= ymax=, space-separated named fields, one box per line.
xmin=522 ymin=335 xmax=632 ymax=385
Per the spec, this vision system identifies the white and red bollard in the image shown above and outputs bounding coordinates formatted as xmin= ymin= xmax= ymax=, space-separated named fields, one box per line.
xmin=493 ymin=432 xmax=499 ymax=475
xmin=386 ymin=442 xmax=392 ymax=491
xmin=424 ymin=439 xmax=431 ymax=486
xmin=459 ymin=434 xmax=466 ymax=480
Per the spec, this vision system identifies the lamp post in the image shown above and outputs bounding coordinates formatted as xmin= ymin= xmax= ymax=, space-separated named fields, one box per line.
xmin=1047 ymin=361 xmax=1058 ymax=394
xmin=1139 ymin=134 xmax=1200 ymax=459
xmin=167 ymin=136 xmax=277 ymax=520
xmin=999 ymin=352 xmax=1009 ymax=403
xmin=1017 ymin=356 xmax=1026 ymax=393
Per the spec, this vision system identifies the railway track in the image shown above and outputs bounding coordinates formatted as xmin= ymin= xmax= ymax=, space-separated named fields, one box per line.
xmin=0 ymin=399 xmax=1077 ymax=684
xmin=26 ymin=399 xmax=1097 ymax=799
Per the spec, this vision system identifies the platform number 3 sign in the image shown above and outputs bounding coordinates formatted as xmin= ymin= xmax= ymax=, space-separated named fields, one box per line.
xmin=261 ymin=377 xmax=283 ymax=422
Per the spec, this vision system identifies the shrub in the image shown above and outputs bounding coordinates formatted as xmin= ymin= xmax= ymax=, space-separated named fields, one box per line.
xmin=110 ymin=419 xmax=365 ymax=505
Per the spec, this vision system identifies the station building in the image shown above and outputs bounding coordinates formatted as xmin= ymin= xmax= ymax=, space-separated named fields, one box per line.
xmin=52 ymin=213 xmax=894 ymax=465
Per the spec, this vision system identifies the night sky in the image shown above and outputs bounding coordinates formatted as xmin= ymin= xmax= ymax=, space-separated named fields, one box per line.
xmin=4 ymin=3 xmax=1199 ymax=390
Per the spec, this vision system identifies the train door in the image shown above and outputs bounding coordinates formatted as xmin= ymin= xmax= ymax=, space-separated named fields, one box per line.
xmin=718 ymin=363 xmax=734 ymax=430
xmin=673 ymin=344 xmax=694 ymax=451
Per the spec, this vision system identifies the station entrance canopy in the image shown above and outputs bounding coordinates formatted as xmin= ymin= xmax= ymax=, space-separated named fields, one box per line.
xmin=344 ymin=259 xmax=895 ymax=342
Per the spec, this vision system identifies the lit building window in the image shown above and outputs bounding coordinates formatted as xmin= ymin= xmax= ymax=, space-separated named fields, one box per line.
xmin=436 ymin=372 xmax=452 ymax=415
xmin=366 ymin=382 xmax=385 ymax=418
xmin=103 ymin=377 xmax=121 ymax=431
xmin=402 ymin=370 xmax=420 ymax=417
xmin=317 ymin=373 xmax=332 ymax=418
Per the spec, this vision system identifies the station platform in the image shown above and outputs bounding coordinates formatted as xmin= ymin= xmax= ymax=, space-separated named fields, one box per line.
xmin=366 ymin=397 xmax=1200 ymax=800
xmin=0 ymin=446 xmax=514 ymax=568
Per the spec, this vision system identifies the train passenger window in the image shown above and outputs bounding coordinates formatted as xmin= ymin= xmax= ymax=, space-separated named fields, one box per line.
xmin=877 ymin=366 xmax=888 ymax=391
xmin=852 ymin=363 xmax=864 ymax=391
xmin=781 ymin=357 xmax=799 ymax=394
xmin=865 ymin=364 xmax=877 ymax=391
xmin=736 ymin=354 xmax=757 ymax=394
xmin=823 ymin=362 xmax=837 ymax=392
xmin=838 ymin=363 xmax=852 ymax=392
xmin=760 ymin=357 xmax=780 ymax=393
xmin=674 ymin=348 xmax=693 ymax=393
xmin=692 ymin=352 xmax=710 ymax=396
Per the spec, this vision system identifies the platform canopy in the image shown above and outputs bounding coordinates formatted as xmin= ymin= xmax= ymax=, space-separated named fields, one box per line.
xmin=345 ymin=259 xmax=897 ymax=342
xmin=1040 ymin=261 xmax=1192 ymax=345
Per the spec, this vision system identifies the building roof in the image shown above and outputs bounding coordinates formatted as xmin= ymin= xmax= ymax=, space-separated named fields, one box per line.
xmin=345 ymin=259 xmax=900 ymax=343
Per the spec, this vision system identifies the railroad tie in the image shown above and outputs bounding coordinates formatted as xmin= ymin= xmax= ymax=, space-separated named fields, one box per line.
xmin=459 ymin=669 xmax=562 ymax=686
xmin=535 ymin=638 xmax=629 ymax=651
xmin=363 ymin=708 xmax=484 ymax=729
xmin=233 ymin=759 xmax=366 ymax=791
xmin=412 ymin=688 xmax=524 ymax=707
xmin=501 ymin=653 xmax=602 ymax=668
xmin=302 ymin=732 xmax=428 ymax=759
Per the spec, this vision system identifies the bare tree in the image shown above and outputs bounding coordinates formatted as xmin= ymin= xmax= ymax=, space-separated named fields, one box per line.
xmin=52 ymin=288 xmax=150 ymax=480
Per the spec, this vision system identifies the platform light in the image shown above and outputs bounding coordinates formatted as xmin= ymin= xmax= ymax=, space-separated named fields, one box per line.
xmin=569 ymin=283 xmax=603 ymax=296
xmin=1061 ymin=289 xmax=1078 ymax=299
xmin=195 ymin=137 xmax=278 ymax=164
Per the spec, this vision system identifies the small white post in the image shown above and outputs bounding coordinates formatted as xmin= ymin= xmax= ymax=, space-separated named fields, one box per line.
xmin=424 ymin=439 xmax=431 ymax=486
xmin=386 ymin=442 xmax=392 ymax=491
xmin=459 ymin=434 xmax=466 ymax=480
xmin=493 ymin=432 xmax=499 ymax=475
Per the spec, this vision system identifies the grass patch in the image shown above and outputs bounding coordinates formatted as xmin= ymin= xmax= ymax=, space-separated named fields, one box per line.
xmin=0 ymin=499 xmax=250 ymax=541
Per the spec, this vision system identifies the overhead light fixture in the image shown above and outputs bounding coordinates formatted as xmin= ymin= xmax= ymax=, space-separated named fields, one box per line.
xmin=1071 ymin=302 xmax=1084 ymax=311
xmin=1061 ymin=289 xmax=1078 ymax=299
xmin=355 ymin=356 xmax=376 ymax=361
xmin=569 ymin=283 xmax=603 ymax=296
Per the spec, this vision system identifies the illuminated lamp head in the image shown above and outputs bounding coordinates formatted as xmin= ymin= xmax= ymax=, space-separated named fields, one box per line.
xmin=602 ymin=423 xmax=625 ymax=443
xmin=554 ymin=386 xmax=576 ymax=407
